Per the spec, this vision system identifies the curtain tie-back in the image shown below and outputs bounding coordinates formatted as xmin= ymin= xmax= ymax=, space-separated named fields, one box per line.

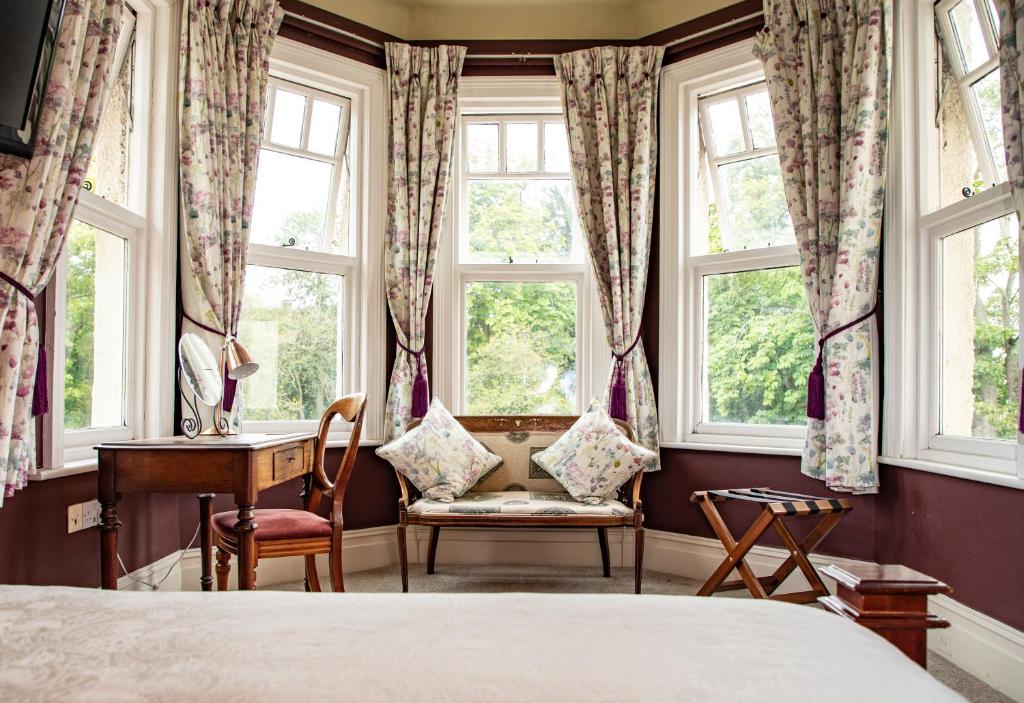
xmin=182 ymin=312 xmax=241 ymax=412
xmin=806 ymin=303 xmax=879 ymax=420
xmin=396 ymin=338 xmax=428 ymax=418
xmin=609 ymin=330 xmax=642 ymax=422
xmin=0 ymin=271 xmax=48 ymax=417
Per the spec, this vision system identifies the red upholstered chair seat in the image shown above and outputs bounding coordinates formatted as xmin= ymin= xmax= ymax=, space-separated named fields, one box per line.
xmin=212 ymin=509 xmax=332 ymax=541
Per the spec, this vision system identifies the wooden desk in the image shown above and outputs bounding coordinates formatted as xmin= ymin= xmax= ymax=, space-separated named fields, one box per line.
xmin=97 ymin=433 xmax=314 ymax=591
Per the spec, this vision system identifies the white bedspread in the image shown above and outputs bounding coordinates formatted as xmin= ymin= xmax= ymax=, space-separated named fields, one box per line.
xmin=0 ymin=586 xmax=963 ymax=702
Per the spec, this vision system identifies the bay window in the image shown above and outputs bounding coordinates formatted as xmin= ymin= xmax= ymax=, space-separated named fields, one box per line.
xmin=883 ymin=0 xmax=1023 ymax=486
xmin=240 ymin=40 xmax=386 ymax=440
xmin=660 ymin=42 xmax=813 ymax=452
xmin=39 ymin=0 xmax=180 ymax=472
xmin=433 ymin=80 xmax=603 ymax=415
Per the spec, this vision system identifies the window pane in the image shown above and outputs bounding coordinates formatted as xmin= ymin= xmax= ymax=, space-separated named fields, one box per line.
xmin=717 ymin=155 xmax=794 ymax=250
xmin=466 ymin=123 xmax=499 ymax=172
xmin=543 ymin=122 xmax=571 ymax=173
xmin=466 ymin=179 xmax=577 ymax=263
xmin=936 ymin=29 xmax=986 ymax=206
xmin=307 ymin=99 xmax=341 ymax=156
xmin=269 ymin=89 xmax=306 ymax=148
xmin=240 ymin=266 xmax=343 ymax=422
xmin=940 ymin=213 xmax=1020 ymax=441
xmin=949 ymin=0 xmax=991 ymax=72
xmin=64 ymin=221 xmax=127 ymax=430
xmin=506 ymin=122 xmax=539 ymax=172
xmin=84 ymin=9 xmax=135 ymax=208
xmin=704 ymin=267 xmax=814 ymax=425
xmin=250 ymin=150 xmax=333 ymax=250
xmin=465 ymin=281 xmax=576 ymax=414
xmin=972 ymin=69 xmax=1007 ymax=184
xmin=745 ymin=90 xmax=776 ymax=149
xmin=706 ymin=98 xmax=744 ymax=156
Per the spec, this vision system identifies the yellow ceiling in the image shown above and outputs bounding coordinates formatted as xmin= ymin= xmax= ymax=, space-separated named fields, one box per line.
xmin=302 ymin=0 xmax=742 ymax=40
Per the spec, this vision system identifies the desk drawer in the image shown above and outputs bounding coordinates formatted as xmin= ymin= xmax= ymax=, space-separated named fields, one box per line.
xmin=272 ymin=445 xmax=305 ymax=481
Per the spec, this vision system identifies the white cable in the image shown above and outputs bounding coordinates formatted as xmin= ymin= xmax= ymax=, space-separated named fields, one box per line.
xmin=116 ymin=523 xmax=201 ymax=591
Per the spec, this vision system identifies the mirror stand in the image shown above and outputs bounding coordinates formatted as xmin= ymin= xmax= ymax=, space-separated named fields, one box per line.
xmin=178 ymin=367 xmax=229 ymax=438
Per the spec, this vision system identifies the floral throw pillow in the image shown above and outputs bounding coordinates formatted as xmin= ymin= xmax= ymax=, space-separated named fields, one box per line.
xmin=375 ymin=399 xmax=502 ymax=502
xmin=532 ymin=399 xmax=657 ymax=504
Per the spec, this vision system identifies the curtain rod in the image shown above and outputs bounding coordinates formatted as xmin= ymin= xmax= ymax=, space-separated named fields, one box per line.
xmin=282 ymin=8 xmax=764 ymax=58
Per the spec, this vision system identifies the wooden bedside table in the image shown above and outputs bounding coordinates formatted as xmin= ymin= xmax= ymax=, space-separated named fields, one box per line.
xmin=819 ymin=563 xmax=952 ymax=667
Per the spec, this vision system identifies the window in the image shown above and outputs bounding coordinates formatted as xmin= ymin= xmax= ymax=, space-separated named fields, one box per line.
xmin=243 ymin=78 xmax=352 ymax=427
xmin=935 ymin=0 xmax=1005 ymax=205
xmin=239 ymin=45 xmax=386 ymax=440
xmin=694 ymin=78 xmax=812 ymax=443
xmin=45 ymin=1 xmax=162 ymax=469
xmin=659 ymin=43 xmax=815 ymax=451
xmin=458 ymin=115 xmax=582 ymax=414
xmin=882 ymin=0 xmax=1023 ymax=486
xmin=434 ymin=81 xmax=602 ymax=417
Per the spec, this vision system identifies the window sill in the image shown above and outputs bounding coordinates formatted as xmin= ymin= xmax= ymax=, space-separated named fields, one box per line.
xmin=30 ymin=460 xmax=99 ymax=482
xmin=660 ymin=440 xmax=803 ymax=457
xmin=878 ymin=455 xmax=1024 ymax=491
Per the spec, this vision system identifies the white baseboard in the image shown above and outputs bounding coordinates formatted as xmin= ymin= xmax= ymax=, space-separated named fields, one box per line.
xmin=119 ymin=525 xmax=1024 ymax=701
xmin=119 ymin=525 xmax=398 ymax=592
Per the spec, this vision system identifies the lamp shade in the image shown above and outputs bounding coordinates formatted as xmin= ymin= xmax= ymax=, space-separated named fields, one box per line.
xmin=225 ymin=338 xmax=259 ymax=380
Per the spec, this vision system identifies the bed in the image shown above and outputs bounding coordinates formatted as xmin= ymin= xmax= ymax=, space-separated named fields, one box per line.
xmin=0 ymin=586 xmax=963 ymax=702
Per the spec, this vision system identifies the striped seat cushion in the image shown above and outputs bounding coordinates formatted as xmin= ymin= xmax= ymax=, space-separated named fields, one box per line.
xmin=408 ymin=491 xmax=632 ymax=516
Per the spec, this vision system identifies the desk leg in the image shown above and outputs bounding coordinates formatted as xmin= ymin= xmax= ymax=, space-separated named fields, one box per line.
xmin=99 ymin=498 xmax=121 ymax=590
xmin=235 ymin=504 xmax=257 ymax=590
xmin=198 ymin=494 xmax=214 ymax=591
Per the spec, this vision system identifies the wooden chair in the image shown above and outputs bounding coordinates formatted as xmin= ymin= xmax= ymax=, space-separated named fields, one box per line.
xmin=213 ymin=393 xmax=367 ymax=592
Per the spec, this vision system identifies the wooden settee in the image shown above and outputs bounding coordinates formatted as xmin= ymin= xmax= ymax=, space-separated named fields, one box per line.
xmin=393 ymin=415 xmax=645 ymax=593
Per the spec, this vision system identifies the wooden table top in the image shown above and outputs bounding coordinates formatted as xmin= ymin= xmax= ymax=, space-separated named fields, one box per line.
xmin=96 ymin=433 xmax=314 ymax=451
xmin=822 ymin=563 xmax=952 ymax=595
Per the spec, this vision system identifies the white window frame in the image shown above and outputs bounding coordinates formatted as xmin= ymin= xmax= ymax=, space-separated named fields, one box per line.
xmin=432 ymin=77 xmax=606 ymax=415
xmin=240 ymin=38 xmax=386 ymax=443
xmin=659 ymin=39 xmax=806 ymax=454
xmin=41 ymin=0 xmax=178 ymax=473
xmin=935 ymin=0 xmax=1003 ymax=188
xmin=882 ymin=0 xmax=1024 ymax=489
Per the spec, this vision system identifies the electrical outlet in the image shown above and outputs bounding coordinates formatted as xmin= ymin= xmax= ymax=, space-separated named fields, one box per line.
xmin=67 ymin=503 xmax=83 ymax=533
xmin=81 ymin=499 xmax=101 ymax=529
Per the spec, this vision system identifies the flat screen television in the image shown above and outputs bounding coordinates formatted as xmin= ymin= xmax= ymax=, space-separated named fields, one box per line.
xmin=0 ymin=0 xmax=66 ymax=159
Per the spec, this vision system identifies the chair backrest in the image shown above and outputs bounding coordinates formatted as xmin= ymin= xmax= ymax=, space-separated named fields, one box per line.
xmin=402 ymin=415 xmax=637 ymax=494
xmin=308 ymin=393 xmax=367 ymax=518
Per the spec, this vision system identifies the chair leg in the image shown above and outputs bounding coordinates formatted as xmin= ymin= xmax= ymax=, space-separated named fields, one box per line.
xmin=215 ymin=548 xmax=230 ymax=591
xmin=304 ymin=554 xmax=322 ymax=592
xmin=427 ymin=526 xmax=440 ymax=575
xmin=397 ymin=523 xmax=409 ymax=593
xmin=330 ymin=525 xmax=345 ymax=593
xmin=634 ymin=526 xmax=644 ymax=595
xmin=597 ymin=527 xmax=610 ymax=577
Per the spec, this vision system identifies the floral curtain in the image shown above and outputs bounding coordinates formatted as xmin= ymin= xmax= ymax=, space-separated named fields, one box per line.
xmin=0 ymin=0 xmax=125 ymax=503
xmin=554 ymin=46 xmax=664 ymax=464
xmin=996 ymin=1 xmax=1024 ymax=435
xmin=179 ymin=0 xmax=283 ymax=421
xmin=383 ymin=43 xmax=466 ymax=441
xmin=754 ymin=0 xmax=889 ymax=493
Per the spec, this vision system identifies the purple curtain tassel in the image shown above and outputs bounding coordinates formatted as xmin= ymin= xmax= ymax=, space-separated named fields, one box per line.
xmin=411 ymin=357 xmax=429 ymax=418
xmin=223 ymin=364 xmax=238 ymax=412
xmin=806 ymin=346 xmax=826 ymax=420
xmin=31 ymin=346 xmax=49 ymax=417
xmin=1018 ymin=368 xmax=1024 ymax=434
xmin=609 ymin=360 xmax=628 ymax=421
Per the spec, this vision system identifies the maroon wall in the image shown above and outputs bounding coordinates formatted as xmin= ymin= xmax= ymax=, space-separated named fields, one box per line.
xmin=874 ymin=464 xmax=1024 ymax=632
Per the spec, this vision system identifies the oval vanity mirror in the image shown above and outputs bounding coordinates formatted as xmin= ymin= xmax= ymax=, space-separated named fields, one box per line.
xmin=178 ymin=332 xmax=223 ymax=406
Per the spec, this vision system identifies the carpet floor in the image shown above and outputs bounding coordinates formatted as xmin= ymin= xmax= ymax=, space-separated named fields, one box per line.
xmin=265 ymin=563 xmax=1012 ymax=703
